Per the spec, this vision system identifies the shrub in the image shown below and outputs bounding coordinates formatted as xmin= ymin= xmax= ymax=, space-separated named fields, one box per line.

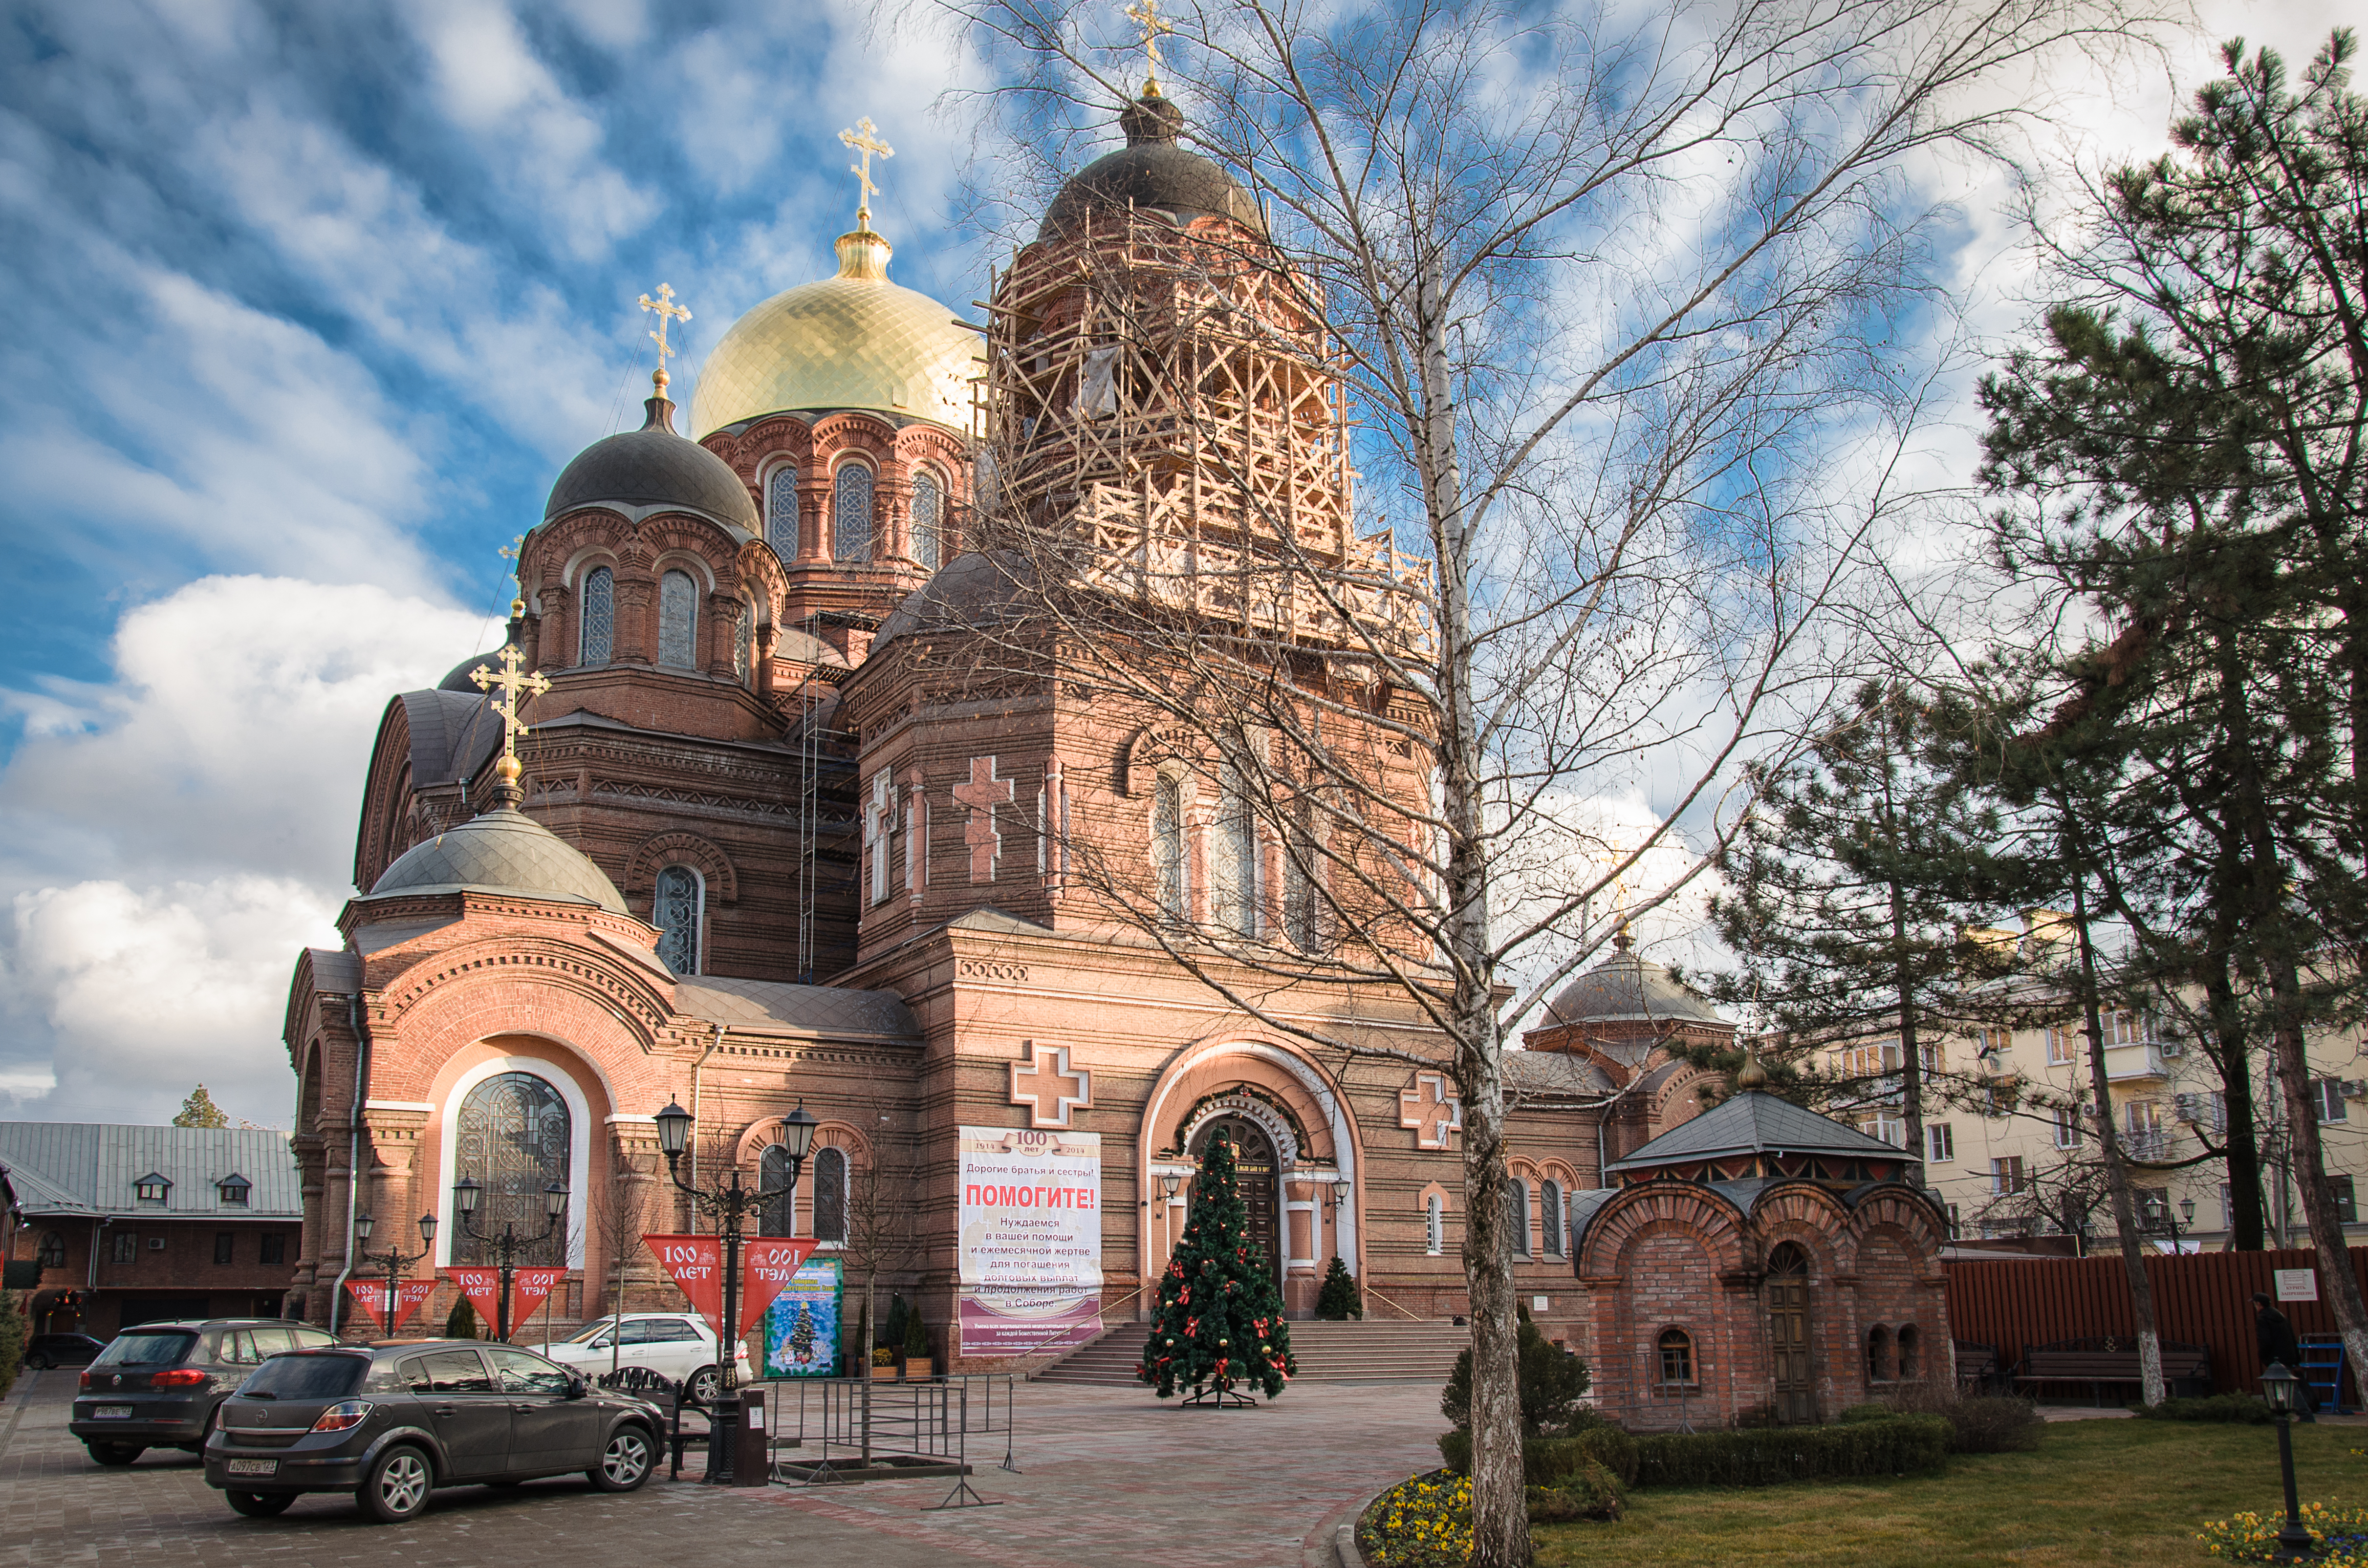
xmin=1839 ymin=1401 xmax=1893 ymax=1423
xmin=0 ymin=1290 xmax=23 ymax=1396
xmin=1440 ymin=1318 xmax=1593 ymax=1436
xmin=1436 ymin=1424 xmax=1640 ymax=1489
xmin=1630 ymin=1414 xmax=1951 ymax=1488
xmin=2133 ymin=1393 xmax=2274 ymax=1424
xmin=1526 ymin=1460 xmax=1624 ymax=1524
xmin=443 ymin=1297 xmax=480 ymax=1340
xmin=903 ymin=1309 xmax=931 ymax=1360
xmin=1876 ymin=1383 xmax=2044 ymax=1453
xmin=1316 ymin=1256 xmax=1364 ymax=1320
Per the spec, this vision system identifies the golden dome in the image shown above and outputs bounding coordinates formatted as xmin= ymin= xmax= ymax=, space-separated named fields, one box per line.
xmin=691 ymin=228 xmax=981 ymax=438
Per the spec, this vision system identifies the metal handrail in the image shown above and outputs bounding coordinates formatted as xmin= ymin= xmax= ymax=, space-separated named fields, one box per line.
xmin=1355 ymin=1283 xmax=1432 ymax=1322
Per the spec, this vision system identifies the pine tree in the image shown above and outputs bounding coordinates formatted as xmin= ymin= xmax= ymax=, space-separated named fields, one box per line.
xmin=1315 ymin=1255 xmax=1362 ymax=1321
xmin=173 ymin=1085 xmax=229 ymax=1129
xmin=1138 ymin=1132 xmax=1297 ymax=1401
xmin=788 ymin=1303 xmax=816 ymax=1366
xmin=444 ymin=1297 xmax=480 ymax=1340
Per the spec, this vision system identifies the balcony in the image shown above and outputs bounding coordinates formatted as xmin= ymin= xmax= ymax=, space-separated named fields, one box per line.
xmin=2103 ymin=1042 xmax=2175 ymax=1083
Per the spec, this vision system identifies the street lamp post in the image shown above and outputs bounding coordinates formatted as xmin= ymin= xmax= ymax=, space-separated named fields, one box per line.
xmin=653 ymin=1098 xmax=816 ymax=1484
xmin=451 ymin=1178 xmax=569 ymax=1341
xmin=2259 ymin=1360 xmax=2318 ymax=1561
xmin=353 ymin=1210 xmax=438 ymax=1334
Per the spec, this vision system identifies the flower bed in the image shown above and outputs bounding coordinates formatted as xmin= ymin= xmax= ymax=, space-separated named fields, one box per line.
xmin=2198 ymin=1502 xmax=2368 ymax=1563
xmin=1357 ymin=1471 xmax=1473 ymax=1568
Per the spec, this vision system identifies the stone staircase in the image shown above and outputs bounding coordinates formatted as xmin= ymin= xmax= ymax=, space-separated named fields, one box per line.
xmin=1035 ymin=1317 xmax=1468 ymax=1387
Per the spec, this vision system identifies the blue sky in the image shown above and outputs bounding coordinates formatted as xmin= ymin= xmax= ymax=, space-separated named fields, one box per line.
xmin=0 ymin=0 xmax=2344 ymax=1127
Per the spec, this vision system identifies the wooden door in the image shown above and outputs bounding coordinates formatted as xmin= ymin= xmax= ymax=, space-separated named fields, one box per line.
xmin=1766 ymin=1244 xmax=1814 ymax=1424
xmin=1191 ymin=1117 xmax=1283 ymax=1286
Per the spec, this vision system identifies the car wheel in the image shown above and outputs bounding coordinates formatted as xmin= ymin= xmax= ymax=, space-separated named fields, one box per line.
xmin=226 ymin=1490 xmax=296 ymax=1518
xmin=588 ymin=1425 xmax=654 ymax=1493
xmin=356 ymin=1445 xmax=434 ymax=1524
xmin=86 ymin=1442 xmax=144 ymax=1467
xmin=24 ymin=1353 xmax=48 ymax=1370
xmin=685 ymin=1365 xmax=721 ymax=1407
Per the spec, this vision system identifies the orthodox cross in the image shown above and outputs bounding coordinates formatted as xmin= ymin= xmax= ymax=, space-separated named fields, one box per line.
xmin=471 ymin=642 xmax=552 ymax=770
xmin=637 ymin=283 xmax=692 ymax=385
xmin=1397 ymin=1072 xmax=1462 ymax=1151
xmin=951 ymin=755 xmax=1016 ymax=882
xmin=1124 ymin=0 xmax=1174 ymax=94
xmin=839 ymin=117 xmax=894 ymax=229
xmin=1009 ymin=1041 xmax=1092 ymax=1130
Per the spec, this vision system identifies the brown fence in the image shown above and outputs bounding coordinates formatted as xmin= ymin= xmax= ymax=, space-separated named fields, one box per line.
xmin=1944 ymin=1247 xmax=2368 ymax=1401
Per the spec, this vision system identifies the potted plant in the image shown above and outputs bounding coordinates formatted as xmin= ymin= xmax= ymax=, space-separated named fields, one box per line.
xmin=903 ymin=1310 xmax=933 ymax=1381
xmin=871 ymin=1345 xmax=897 ymax=1381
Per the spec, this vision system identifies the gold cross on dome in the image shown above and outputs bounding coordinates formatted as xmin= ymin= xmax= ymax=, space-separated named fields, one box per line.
xmin=839 ymin=117 xmax=894 ymax=229
xmin=1125 ymin=0 xmax=1174 ymax=94
xmin=471 ymin=642 xmax=552 ymax=768
xmin=637 ymin=283 xmax=691 ymax=382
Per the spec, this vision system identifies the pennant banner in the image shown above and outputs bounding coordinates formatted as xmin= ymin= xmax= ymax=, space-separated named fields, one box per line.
xmin=643 ymin=1234 xmax=725 ymax=1335
xmin=742 ymin=1239 xmax=821 ymax=1330
xmin=512 ymin=1266 xmax=569 ymax=1323
xmin=439 ymin=1267 xmax=504 ymax=1327
xmin=345 ymin=1277 xmax=435 ymax=1334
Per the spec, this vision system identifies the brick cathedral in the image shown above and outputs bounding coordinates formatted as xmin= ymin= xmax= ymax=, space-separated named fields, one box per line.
xmin=282 ymin=92 xmax=1944 ymax=1419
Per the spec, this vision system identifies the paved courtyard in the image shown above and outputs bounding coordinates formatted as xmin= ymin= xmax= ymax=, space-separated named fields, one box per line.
xmin=0 ymin=1368 xmax=1442 ymax=1567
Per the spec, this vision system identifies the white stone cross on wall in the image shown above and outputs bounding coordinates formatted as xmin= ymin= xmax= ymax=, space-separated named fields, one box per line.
xmin=1398 ymin=1071 xmax=1462 ymax=1151
xmin=952 ymin=755 xmax=1016 ymax=882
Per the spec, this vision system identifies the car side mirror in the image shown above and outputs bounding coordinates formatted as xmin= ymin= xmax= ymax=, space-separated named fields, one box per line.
xmin=566 ymin=1373 xmax=589 ymax=1400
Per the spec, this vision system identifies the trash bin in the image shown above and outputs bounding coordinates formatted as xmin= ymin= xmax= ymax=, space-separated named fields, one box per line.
xmin=734 ymin=1388 xmax=771 ymax=1486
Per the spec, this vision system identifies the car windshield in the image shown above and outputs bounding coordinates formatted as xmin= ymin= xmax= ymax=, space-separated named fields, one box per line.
xmin=92 ymin=1331 xmax=196 ymax=1367
xmin=563 ymin=1318 xmax=621 ymax=1345
xmin=240 ymin=1353 xmax=369 ymax=1399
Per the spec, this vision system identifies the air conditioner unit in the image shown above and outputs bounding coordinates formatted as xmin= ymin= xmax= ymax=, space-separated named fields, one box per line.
xmin=2174 ymin=1093 xmax=2199 ymax=1123
xmin=2344 ymin=1080 xmax=2368 ymax=1100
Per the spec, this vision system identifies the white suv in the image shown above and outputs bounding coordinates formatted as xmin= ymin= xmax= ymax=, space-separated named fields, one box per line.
xmin=540 ymin=1314 xmax=752 ymax=1405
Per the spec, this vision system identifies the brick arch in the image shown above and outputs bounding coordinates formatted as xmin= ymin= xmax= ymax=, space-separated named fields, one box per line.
xmin=1578 ymin=1181 xmax=1750 ymax=1280
xmin=626 ymin=831 xmax=739 ymax=903
xmin=1121 ymin=723 xmax=1212 ymax=797
xmin=1649 ymin=1063 xmax=1718 ymax=1130
xmin=732 ymin=540 xmax=787 ymax=623
xmin=1844 ymin=1187 xmax=1949 ymax=1275
xmin=369 ymin=928 xmax=674 ymax=1069
xmin=730 ymin=1116 xmax=871 ymax=1167
xmin=1740 ymin=1183 xmax=1854 ymax=1273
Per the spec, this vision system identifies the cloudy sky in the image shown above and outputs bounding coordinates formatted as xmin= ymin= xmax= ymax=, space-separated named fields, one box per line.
xmin=0 ymin=0 xmax=2346 ymax=1128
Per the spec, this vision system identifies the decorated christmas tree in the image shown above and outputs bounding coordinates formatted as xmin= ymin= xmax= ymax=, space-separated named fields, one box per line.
xmin=788 ymin=1303 xmax=816 ymax=1365
xmin=1138 ymin=1131 xmax=1297 ymax=1402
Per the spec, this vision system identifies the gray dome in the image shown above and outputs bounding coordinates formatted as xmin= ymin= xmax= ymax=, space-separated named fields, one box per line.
xmin=873 ymin=552 xmax=1035 ymax=652
xmin=438 ymin=654 xmax=497 ymax=693
xmin=365 ymin=808 xmax=628 ymax=915
xmin=1041 ymin=94 xmax=1264 ymax=240
xmin=1543 ymin=946 xmax=1726 ymax=1028
xmin=545 ymin=396 xmax=759 ymax=532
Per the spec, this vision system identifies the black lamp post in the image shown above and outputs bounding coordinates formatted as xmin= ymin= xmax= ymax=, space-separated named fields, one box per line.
xmin=451 ymin=1177 xmax=568 ymax=1341
xmin=653 ymin=1097 xmax=816 ymax=1484
xmin=2259 ymin=1360 xmax=2318 ymax=1561
xmin=354 ymin=1209 xmax=438 ymax=1334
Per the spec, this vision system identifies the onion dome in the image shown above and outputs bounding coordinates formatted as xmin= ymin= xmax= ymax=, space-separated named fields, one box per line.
xmin=545 ymin=387 xmax=759 ymax=533
xmin=1041 ymin=90 xmax=1264 ymax=240
xmin=692 ymin=226 xmax=979 ymax=437
xmin=363 ymin=804 xmax=627 ymax=915
xmin=1542 ymin=935 xmax=1726 ymax=1028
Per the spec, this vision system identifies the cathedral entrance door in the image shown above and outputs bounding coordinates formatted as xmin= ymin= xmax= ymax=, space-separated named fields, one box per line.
xmin=1190 ymin=1116 xmax=1283 ymax=1288
xmin=1765 ymin=1242 xmax=1814 ymax=1424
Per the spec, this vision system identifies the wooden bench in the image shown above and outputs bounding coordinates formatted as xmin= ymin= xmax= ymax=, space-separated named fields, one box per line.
xmin=1953 ymin=1340 xmax=2001 ymax=1392
xmin=2011 ymin=1336 xmax=2211 ymax=1404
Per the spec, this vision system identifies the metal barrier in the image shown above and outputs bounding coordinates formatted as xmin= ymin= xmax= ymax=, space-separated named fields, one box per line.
xmin=594 ymin=1365 xmax=709 ymax=1479
xmin=756 ymin=1374 xmax=1019 ymax=1508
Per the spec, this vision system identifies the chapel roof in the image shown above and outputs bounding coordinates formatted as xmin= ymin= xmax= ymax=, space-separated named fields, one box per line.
xmin=359 ymin=807 xmax=629 ymax=916
xmin=1604 ymin=1089 xmax=1908 ymax=1175
xmin=545 ymin=392 xmax=760 ymax=533
xmin=872 ymin=551 xmax=1036 ymax=652
xmin=1541 ymin=943 xmax=1727 ymax=1030
xmin=1041 ymin=92 xmax=1265 ymax=240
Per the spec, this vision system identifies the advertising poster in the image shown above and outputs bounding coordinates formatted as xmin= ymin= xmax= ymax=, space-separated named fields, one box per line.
xmin=957 ymin=1126 xmax=1103 ymax=1356
xmin=765 ymin=1256 xmax=843 ymax=1377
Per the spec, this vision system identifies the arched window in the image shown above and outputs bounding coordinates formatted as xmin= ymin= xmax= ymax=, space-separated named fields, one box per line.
xmin=1896 ymin=1323 xmax=1920 ymax=1379
xmin=735 ymin=600 xmax=755 ymax=686
xmin=759 ymin=1145 xmax=796 ymax=1237
xmin=1867 ymin=1324 xmax=1894 ymax=1382
xmin=653 ymin=864 xmax=702 ymax=974
xmin=580 ymin=566 xmax=615 ymax=666
xmin=1542 ymin=1180 xmax=1565 ymax=1258
xmin=1425 ymin=1193 xmax=1445 ymax=1255
xmin=1283 ymin=795 xmax=1322 ymax=950
xmin=813 ymin=1146 xmax=849 ymax=1243
xmin=453 ymin=1072 xmax=569 ymax=1267
xmin=658 ymin=570 xmax=698 ymax=669
xmin=1506 ymin=1180 xmax=1532 ymax=1257
xmin=766 ymin=465 xmax=799 ymax=555
xmin=37 ymin=1231 xmax=65 ymax=1268
xmin=912 ymin=470 xmax=944 ymax=571
xmin=1212 ymin=763 xmax=1258 ymax=937
xmin=1658 ymin=1328 xmax=1696 ymax=1386
xmin=1151 ymin=773 xmax=1187 ymax=920
xmin=833 ymin=463 xmax=874 ymax=561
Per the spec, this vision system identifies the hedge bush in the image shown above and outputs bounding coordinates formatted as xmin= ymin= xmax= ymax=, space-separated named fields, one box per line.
xmin=1877 ymin=1382 xmax=2045 ymax=1453
xmin=1526 ymin=1459 xmax=1624 ymax=1524
xmin=2132 ymin=1393 xmax=2275 ymax=1424
xmin=1630 ymin=1414 xmax=1951 ymax=1488
xmin=1436 ymin=1424 xmax=1639 ymax=1489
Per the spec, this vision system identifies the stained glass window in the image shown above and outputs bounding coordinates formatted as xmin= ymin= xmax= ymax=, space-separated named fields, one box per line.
xmin=653 ymin=864 xmax=701 ymax=974
xmin=766 ymin=466 xmax=799 ymax=555
xmin=814 ymin=1146 xmax=848 ymax=1242
xmin=759 ymin=1145 xmax=796 ymax=1237
xmin=1213 ymin=764 xmax=1257 ymax=937
xmin=912 ymin=471 xmax=943 ymax=571
xmin=1506 ymin=1181 xmax=1532 ymax=1256
xmin=1152 ymin=774 xmax=1186 ymax=920
xmin=453 ymin=1072 xmax=569 ymax=1267
xmin=581 ymin=567 xmax=614 ymax=666
xmin=658 ymin=570 xmax=697 ymax=669
xmin=833 ymin=463 xmax=873 ymax=561
xmin=1542 ymin=1180 xmax=1565 ymax=1257
xmin=734 ymin=600 xmax=754 ymax=686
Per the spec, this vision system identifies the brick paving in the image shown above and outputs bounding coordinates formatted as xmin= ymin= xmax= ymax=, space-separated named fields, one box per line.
xmin=0 ymin=1368 xmax=1442 ymax=1567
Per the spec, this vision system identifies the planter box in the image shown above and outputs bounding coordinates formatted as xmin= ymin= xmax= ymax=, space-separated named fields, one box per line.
xmin=870 ymin=1363 xmax=899 ymax=1380
xmin=906 ymin=1357 xmax=934 ymax=1381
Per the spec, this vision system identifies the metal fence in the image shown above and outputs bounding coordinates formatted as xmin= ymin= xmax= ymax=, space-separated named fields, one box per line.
xmin=1945 ymin=1246 xmax=2368 ymax=1398
xmin=753 ymin=1374 xmax=1020 ymax=1507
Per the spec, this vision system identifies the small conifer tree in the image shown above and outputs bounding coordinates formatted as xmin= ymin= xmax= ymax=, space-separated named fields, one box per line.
xmin=1138 ymin=1132 xmax=1297 ymax=1400
xmin=444 ymin=1297 xmax=480 ymax=1340
xmin=174 ymin=1085 xmax=229 ymax=1129
xmin=1315 ymin=1255 xmax=1363 ymax=1320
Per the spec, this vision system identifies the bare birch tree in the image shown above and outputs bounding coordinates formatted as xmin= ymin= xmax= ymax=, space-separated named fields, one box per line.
xmin=926 ymin=1 xmax=2147 ymax=1558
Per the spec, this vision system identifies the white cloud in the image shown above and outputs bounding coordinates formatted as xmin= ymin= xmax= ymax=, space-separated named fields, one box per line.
xmin=0 ymin=575 xmax=494 ymax=1127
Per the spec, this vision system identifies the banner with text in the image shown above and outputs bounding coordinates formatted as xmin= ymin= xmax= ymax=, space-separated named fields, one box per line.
xmin=511 ymin=1267 xmax=569 ymax=1325
xmin=742 ymin=1239 xmax=820 ymax=1329
xmin=957 ymin=1126 xmax=1102 ymax=1357
xmin=345 ymin=1278 xmax=435 ymax=1333
xmin=643 ymin=1234 xmax=725 ymax=1335
xmin=440 ymin=1268 xmax=503 ymax=1328
xmin=764 ymin=1256 xmax=843 ymax=1378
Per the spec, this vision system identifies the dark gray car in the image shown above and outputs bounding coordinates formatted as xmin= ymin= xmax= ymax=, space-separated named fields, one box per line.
xmin=204 ymin=1341 xmax=663 ymax=1523
xmin=72 ymin=1320 xmax=341 ymax=1464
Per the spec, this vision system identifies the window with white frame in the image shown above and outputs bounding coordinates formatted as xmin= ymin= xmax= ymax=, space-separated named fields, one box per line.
xmin=652 ymin=864 xmax=702 ymax=974
xmin=2053 ymin=1106 xmax=2086 ymax=1149
xmin=1925 ymin=1123 xmax=1954 ymax=1162
xmin=2046 ymin=1027 xmax=2076 ymax=1065
xmin=1425 ymin=1194 xmax=1444 ymax=1255
xmin=833 ymin=462 xmax=874 ymax=561
xmin=658 ymin=570 xmax=698 ymax=669
xmin=2330 ymin=1174 xmax=2358 ymax=1225
xmin=1990 ymin=1156 xmax=2025 ymax=1195
xmin=1836 ymin=1040 xmax=1902 ymax=1078
xmin=2313 ymin=1077 xmax=2349 ymax=1123
xmin=1870 ymin=1113 xmax=1905 ymax=1149
xmin=580 ymin=566 xmax=615 ymax=666
xmin=766 ymin=465 xmax=799 ymax=555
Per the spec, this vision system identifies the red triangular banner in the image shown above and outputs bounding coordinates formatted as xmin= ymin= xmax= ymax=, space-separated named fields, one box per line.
xmin=512 ymin=1266 xmax=569 ymax=1323
xmin=642 ymin=1234 xmax=725 ymax=1336
xmin=345 ymin=1278 xmax=435 ymax=1333
xmin=439 ymin=1267 xmax=504 ymax=1327
xmin=742 ymin=1239 xmax=821 ymax=1329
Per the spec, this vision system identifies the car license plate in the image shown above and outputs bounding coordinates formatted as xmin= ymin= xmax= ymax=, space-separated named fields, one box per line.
xmin=91 ymin=1406 xmax=132 ymax=1419
xmin=225 ymin=1459 xmax=278 ymax=1477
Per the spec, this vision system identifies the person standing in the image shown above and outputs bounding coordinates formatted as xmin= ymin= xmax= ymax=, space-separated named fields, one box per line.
xmin=2254 ymin=1291 xmax=2320 ymax=1419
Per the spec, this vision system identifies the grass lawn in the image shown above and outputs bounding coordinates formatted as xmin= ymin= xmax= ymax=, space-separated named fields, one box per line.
xmin=1531 ymin=1417 xmax=2368 ymax=1566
